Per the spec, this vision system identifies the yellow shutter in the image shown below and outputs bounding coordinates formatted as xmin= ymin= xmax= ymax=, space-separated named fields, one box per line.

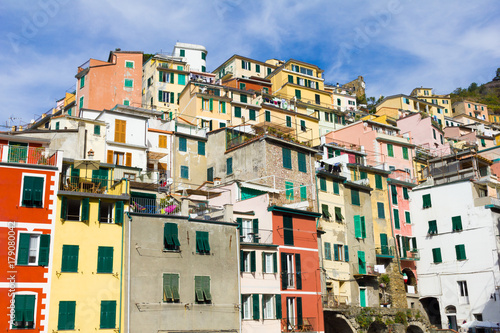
xmin=126 ymin=152 xmax=132 ymax=167
xmin=107 ymin=150 xmax=113 ymax=163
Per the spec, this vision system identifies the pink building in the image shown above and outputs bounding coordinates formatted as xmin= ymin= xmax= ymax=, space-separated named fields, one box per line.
xmin=397 ymin=113 xmax=451 ymax=157
xmin=452 ymin=100 xmax=488 ymax=121
xmin=325 ymin=120 xmax=415 ymax=177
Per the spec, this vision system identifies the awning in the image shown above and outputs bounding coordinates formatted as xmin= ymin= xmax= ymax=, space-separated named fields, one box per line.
xmin=240 ymin=182 xmax=279 ymax=194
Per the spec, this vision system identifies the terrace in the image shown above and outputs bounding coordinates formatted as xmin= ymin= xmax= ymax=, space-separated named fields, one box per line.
xmin=0 ymin=144 xmax=58 ymax=167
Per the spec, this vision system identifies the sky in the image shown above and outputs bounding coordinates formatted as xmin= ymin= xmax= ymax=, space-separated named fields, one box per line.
xmin=0 ymin=0 xmax=499 ymax=128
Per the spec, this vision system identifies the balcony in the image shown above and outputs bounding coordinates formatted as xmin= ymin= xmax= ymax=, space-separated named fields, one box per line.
xmin=130 ymin=196 xmax=181 ymax=216
xmin=354 ymin=265 xmax=378 ymax=278
xmin=401 ymin=250 xmax=420 ymax=261
xmin=322 ymin=294 xmax=349 ymax=309
xmin=375 ymin=246 xmax=395 ymax=259
xmin=281 ymin=317 xmax=317 ymax=333
xmin=240 ymin=227 xmax=273 ymax=244
xmin=60 ymin=175 xmax=127 ymax=196
xmin=1 ymin=144 xmax=58 ymax=167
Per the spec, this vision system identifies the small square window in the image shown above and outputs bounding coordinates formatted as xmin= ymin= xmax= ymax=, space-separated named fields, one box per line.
xmin=125 ymin=61 xmax=134 ymax=68
xmin=124 ymin=79 xmax=133 ymax=88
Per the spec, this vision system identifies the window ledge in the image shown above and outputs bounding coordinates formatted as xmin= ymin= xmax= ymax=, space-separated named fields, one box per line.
xmin=163 ymin=249 xmax=181 ymax=253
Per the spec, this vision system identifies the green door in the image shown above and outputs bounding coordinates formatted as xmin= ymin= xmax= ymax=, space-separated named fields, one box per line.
xmin=360 ymin=289 xmax=367 ymax=307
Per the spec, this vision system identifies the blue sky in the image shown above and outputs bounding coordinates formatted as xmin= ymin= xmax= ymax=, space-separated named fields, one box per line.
xmin=1 ymin=0 xmax=499 ymax=127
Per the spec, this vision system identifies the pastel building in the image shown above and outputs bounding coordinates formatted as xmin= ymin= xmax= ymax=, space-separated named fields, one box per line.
xmin=452 ymin=100 xmax=489 ymax=121
xmin=213 ymin=55 xmax=277 ymax=82
xmin=376 ymin=94 xmax=445 ymax=127
xmin=410 ymin=87 xmax=452 ymax=124
xmin=75 ymin=50 xmax=143 ymax=114
xmin=0 ymin=135 xmax=62 ymax=333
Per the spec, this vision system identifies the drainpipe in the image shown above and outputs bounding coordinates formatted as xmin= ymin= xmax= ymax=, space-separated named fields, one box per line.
xmin=126 ymin=211 xmax=132 ymax=333
xmin=118 ymin=208 xmax=125 ymax=333
xmin=387 ymin=180 xmax=404 ymax=276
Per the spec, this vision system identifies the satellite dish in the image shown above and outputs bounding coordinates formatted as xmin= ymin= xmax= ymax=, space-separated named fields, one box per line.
xmin=166 ymin=178 xmax=173 ymax=185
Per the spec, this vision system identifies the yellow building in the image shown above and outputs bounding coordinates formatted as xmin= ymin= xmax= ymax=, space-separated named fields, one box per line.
xmin=48 ymin=162 xmax=129 ymax=331
xmin=410 ymin=87 xmax=452 ymax=126
xmin=376 ymin=94 xmax=444 ymax=126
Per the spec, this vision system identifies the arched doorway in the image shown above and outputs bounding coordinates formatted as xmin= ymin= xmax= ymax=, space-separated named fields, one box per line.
xmin=368 ymin=320 xmax=388 ymax=333
xmin=420 ymin=297 xmax=442 ymax=328
xmin=323 ymin=312 xmax=355 ymax=333
xmin=402 ymin=268 xmax=417 ymax=293
xmin=407 ymin=324 xmax=425 ymax=333
xmin=445 ymin=305 xmax=458 ymax=331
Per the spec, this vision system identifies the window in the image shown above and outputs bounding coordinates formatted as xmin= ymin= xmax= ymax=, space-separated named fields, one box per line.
xmin=158 ymin=135 xmax=167 ymax=148
xmin=405 ymin=211 xmax=411 ymax=224
xmin=207 ymin=167 xmax=213 ymax=182
xmin=337 ymin=98 xmax=341 ymax=106
xmin=423 ymin=194 xmax=432 ymax=208
xmin=285 ymin=181 xmax=294 ymax=200
xmin=58 ymin=301 xmax=76 ymax=330
xmin=403 ymin=187 xmax=409 ymax=200
xmin=428 ymin=220 xmax=438 ymax=234
xmin=178 ymin=74 xmax=185 ymax=85
xmin=375 ymin=174 xmax=383 ymax=189
xmin=241 ymin=251 xmax=256 ymax=273
xmin=239 ymin=82 xmax=246 ymax=90
xmin=394 ymin=209 xmax=400 ymax=229
xmin=242 ymin=294 xmax=252 ymax=319
xmin=226 ymin=157 xmax=233 ymax=175
xmin=179 ymin=137 xmax=187 ymax=151
xmin=159 ymin=90 xmax=174 ymax=103
xmin=432 ymin=248 xmax=442 ymax=263
xmin=180 ymin=166 xmax=189 ymax=179
xmin=315 ymin=94 xmax=320 ymax=104
xmin=265 ymin=110 xmax=271 ymax=122
xmin=80 ymin=75 xmax=85 ymax=89
xmin=282 ymin=148 xmax=292 ymax=169
xmin=458 ymin=281 xmax=469 ymax=304
xmin=125 ymin=60 xmax=134 ymax=68
xmin=295 ymin=89 xmax=301 ymax=100
xmin=198 ymin=141 xmax=205 ymax=155
xmin=263 ymin=294 xmax=275 ymax=319
xmin=334 ymin=244 xmax=344 ymax=261
xmin=335 ymin=207 xmax=343 ymax=222
xmin=281 ymin=253 xmax=301 ymax=289
xmin=163 ymin=223 xmax=180 ymax=251
xmin=351 ymin=189 xmax=360 ymax=206
xmin=112 ymin=152 xmax=124 ymax=165
xmin=55 ymin=121 xmax=60 ymax=130
xmin=455 ymin=244 xmax=466 ymax=260
xmin=358 ymin=251 xmax=366 ymax=274
xmin=321 ymin=204 xmax=330 ymax=219
xmin=300 ymin=185 xmax=307 ymax=201
xmin=17 ymin=233 xmax=50 ymax=266
xmin=297 ymin=153 xmax=306 ymax=172
xmin=162 ymin=273 xmax=180 ymax=303
xmin=97 ymin=246 xmax=113 ymax=273
xmin=79 ymin=96 xmax=84 ymax=109
xmin=402 ymin=147 xmax=409 ymax=159
xmin=283 ymin=216 xmax=294 ymax=246
xmin=240 ymin=94 xmax=248 ymax=103
xmin=433 ymin=129 xmax=436 ymax=139
xmin=22 ymin=176 xmax=44 ymax=208
xmin=114 ymin=119 xmax=126 ymax=143
xmin=61 ymin=245 xmax=79 ymax=272
xmin=249 ymin=109 xmax=256 ymax=120
xmin=300 ymin=120 xmax=306 ymax=132
xmin=286 ymin=115 xmax=292 ymax=127
xmin=387 ymin=144 xmax=394 ymax=157
xmin=124 ymin=79 xmax=133 ymax=88
xmin=179 ymin=49 xmax=185 ymax=57
xmin=360 ymin=171 xmax=367 ymax=179
xmin=452 ymin=216 xmax=462 ymax=232
xmin=354 ymin=215 xmax=366 ymax=239
xmin=263 ymin=252 xmax=277 ymax=273
xmin=324 ymin=242 xmax=332 ymax=260
xmin=12 ymin=294 xmax=36 ymax=329
xmin=333 ymin=181 xmax=340 ymax=194
xmin=377 ymin=202 xmax=385 ymax=218
xmin=94 ymin=124 xmax=101 ymax=135
xmin=201 ymin=52 xmax=206 ymax=60
xmin=241 ymin=60 xmax=251 ymax=70
xmin=319 ymin=177 xmax=327 ymax=191
xmin=195 ymin=276 xmax=212 ymax=303
xmin=234 ymin=106 xmax=242 ymax=118
xmin=99 ymin=300 xmax=116 ymax=329
xmin=196 ymin=231 xmax=210 ymax=254
xmin=97 ymin=201 xmax=113 ymax=223
xmin=60 ymin=197 xmax=88 ymax=222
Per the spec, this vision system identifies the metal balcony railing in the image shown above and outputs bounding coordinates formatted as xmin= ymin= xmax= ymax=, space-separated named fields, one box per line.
xmin=281 ymin=317 xmax=316 ymax=332
xmin=401 ymin=249 xmax=420 ymax=260
xmin=60 ymin=175 xmax=122 ymax=194
xmin=1 ymin=145 xmax=58 ymax=166
xmin=130 ymin=197 xmax=181 ymax=216
xmin=240 ymin=227 xmax=273 ymax=244
xmin=376 ymin=246 xmax=396 ymax=258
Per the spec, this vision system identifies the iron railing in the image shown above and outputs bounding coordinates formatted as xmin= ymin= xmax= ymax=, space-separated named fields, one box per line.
xmin=130 ymin=197 xmax=181 ymax=215
xmin=240 ymin=227 xmax=273 ymax=244
xmin=60 ymin=175 xmax=124 ymax=194
xmin=376 ymin=246 xmax=396 ymax=257
xmin=281 ymin=317 xmax=316 ymax=332
xmin=1 ymin=145 xmax=58 ymax=166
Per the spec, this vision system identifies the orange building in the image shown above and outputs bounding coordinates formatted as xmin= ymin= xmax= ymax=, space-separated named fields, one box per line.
xmin=75 ymin=50 xmax=143 ymax=115
xmin=270 ymin=206 xmax=324 ymax=333
xmin=0 ymin=135 xmax=61 ymax=332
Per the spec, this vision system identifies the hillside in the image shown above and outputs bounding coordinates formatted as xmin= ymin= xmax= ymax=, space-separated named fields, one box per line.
xmin=450 ymin=68 xmax=500 ymax=113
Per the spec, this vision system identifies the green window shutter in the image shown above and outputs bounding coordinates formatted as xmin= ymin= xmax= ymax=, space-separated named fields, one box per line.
xmin=335 ymin=207 xmax=343 ymax=222
xmin=360 ymin=171 xmax=367 ymax=179
xmin=273 ymin=252 xmax=278 ymax=273
xmin=428 ymin=220 xmax=438 ymax=234
xmin=321 ymin=204 xmax=330 ymax=219
xmin=80 ymin=75 xmax=85 ymax=88
xmin=358 ymin=251 xmax=366 ymax=274
xmin=81 ymin=198 xmax=89 ymax=222
xmin=333 ymin=181 xmax=339 ymax=194
xmin=249 ymin=109 xmax=256 ymax=120
xmin=394 ymin=209 xmax=400 ymax=229
xmin=239 ymin=83 xmax=246 ymax=90
xmin=209 ymin=98 xmax=213 ymax=111
xmin=250 ymin=251 xmax=256 ymax=272
xmin=452 ymin=216 xmax=462 ymax=231
xmin=300 ymin=120 xmax=306 ymax=131
xmin=282 ymin=148 xmax=292 ymax=169
xmin=158 ymin=90 xmax=163 ymax=102
xmin=180 ymin=165 xmax=189 ymax=179
xmin=377 ymin=202 xmax=385 ymax=218
xmin=100 ymin=300 xmax=116 ymax=329
xmin=334 ymin=244 xmax=339 ymax=261
xmin=375 ymin=174 xmax=382 ymax=189
xmin=403 ymin=146 xmax=409 ymax=159
xmin=178 ymin=74 xmax=186 ymax=85
xmin=354 ymin=215 xmax=361 ymax=238
xmin=38 ymin=234 xmax=50 ymax=266
xmin=180 ymin=49 xmax=185 ymax=57
xmin=124 ymin=79 xmax=133 ymax=88
xmin=221 ymin=101 xmax=226 ymax=113
xmin=94 ymin=125 xmax=101 ymax=135
xmin=252 ymin=294 xmax=260 ymax=320
xmin=159 ymin=71 xmax=164 ymax=82
xmin=22 ymin=176 xmax=34 ymax=206
xmin=58 ymin=301 xmax=76 ymax=330
xmin=295 ymin=89 xmax=301 ymax=99
xmin=281 ymin=253 xmax=288 ymax=289
xmin=361 ymin=216 xmax=366 ymax=238
xmin=201 ymin=65 xmax=206 ymax=72
xmin=403 ymin=187 xmax=409 ymax=200
xmin=456 ymin=244 xmax=466 ymax=260
xmin=226 ymin=157 xmax=233 ymax=175
xmin=60 ymin=196 xmax=68 ymax=220
xmin=283 ymin=216 xmax=294 ymax=246
xmin=252 ymin=219 xmax=259 ymax=243
xmin=32 ymin=177 xmax=43 ymax=207
xmin=265 ymin=110 xmax=271 ymax=122
xmin=201 ymin=52 xmax=206 ymax=60
xmin=179 ymin=137 xmax=187 ymax=151
xmin=255 ymin=64 xmax=260 ymax=73
xmin=14 ymin=295 xmax=26 ymax=323
xmin=97 ymin=246 xmax=113 ymax=273
xmin=202 ymin=276 xmax=212 ymax=301
xmin=275 ymin=294 xmax=282 ymax=319
xmin=319 ymin=177 xmax=326 ymax=191
xmin=240 ymin=250 xmax=245 ymax=272
xmin=295 ymin=254 xmax=302 ymax=290
xmin=62 ymin=245 xmax=79 ymax=272
xmin=171 ymin=274 xmax=180 ymax=301
xmin=286 ymin=116 xmax=292 ymax=127
xmin=79 ymin=96 xmax=84 ymax=109
xmin=327 ymin=147 xmax=333 ymax=158
xmin=170 ymin=92 xmax=175 ymax=104
xmin=391 ymin=185 xmax=398 ymax=205
xmin=344 ymin=245 xmax=349 ymax=262
xmin=298 ymin=153 xmax=306 ymax=172
xmin=411 ymin=237 xmax=417 ymax=250
xmin=387 ymin=144 xmax=394 ymax=157
xmin=198 ymin=141 xmax=205 ymax=155
xmin=285 ymin=181 xmax=294 ymax=200
xmin=288 ymin=75 xmax=294 ymax=83
xmin=17 ymin=233 xmax=30 ymax=265
xmin=300 ymin=185 xmax=307 ymax=201
xmin=380 ymin=234 xmax=388 ymax=255
xmin=235 ymin=106 xmax=241 ymax=118
xmin=25 ymin=294 xmax=35 ymax=323
xmin=195 ymin=276 xmax=204 ymax=302
xmin=240 ymin=94 xmax=247 ymax=103
xmin=423 ymin=194 xmax=432 ymax=208
xmin=432 ymin=248 xmax=442 ymax=263
xmin=170 ymin=72 xmax=174 ymax=83
xmin=115 ymin=201 xmax=124 ymax=224
xmin=405 ymin=211 xmax=411 ymax=224
xmin=324 ymin=242 xmax=331 ymax=260
xmin=351 ymin=189 xmax=360 ymax=206
xmin=481 ymin=138 xmax=486 ymax=147
xmin=196 ymin=231 xmax=209 ymax=254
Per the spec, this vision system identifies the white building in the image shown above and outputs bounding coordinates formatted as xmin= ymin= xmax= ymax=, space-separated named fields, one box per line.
xmin=411 ymin=152 xmax=500 ymax=330
xmin=173 ymin=42 xmax=208 ymax=73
